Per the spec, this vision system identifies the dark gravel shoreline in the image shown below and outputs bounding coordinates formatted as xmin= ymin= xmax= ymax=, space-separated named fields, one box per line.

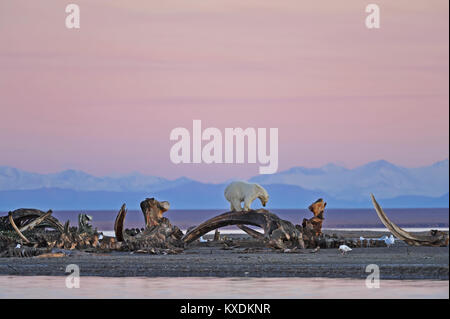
xmin=0 ymin=231 xmax=448 ymax=280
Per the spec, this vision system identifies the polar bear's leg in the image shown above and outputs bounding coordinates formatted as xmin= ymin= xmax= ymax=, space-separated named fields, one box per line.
xmin=243 ymin=198 xmax=253 ymax=211
xmin=243 ymin=192 xmax=259 ymax=211
xmin=231 ymin=199 xmax=242 ymax=212
xmin=230 ymin=202 xmax=240 ymax=212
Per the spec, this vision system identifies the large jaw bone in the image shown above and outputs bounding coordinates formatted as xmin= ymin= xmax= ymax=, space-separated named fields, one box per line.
xmin=182 ymin=209 xmax=303 ymax=249
xmin=183 ymin=210 xmax=270 ymax=244
xmin=371 ymin=194 xmax=449 ymax=247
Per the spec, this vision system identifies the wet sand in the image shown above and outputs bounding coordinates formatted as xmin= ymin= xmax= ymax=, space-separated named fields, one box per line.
xmin=0 ymin=231 xmax=448 ymax=280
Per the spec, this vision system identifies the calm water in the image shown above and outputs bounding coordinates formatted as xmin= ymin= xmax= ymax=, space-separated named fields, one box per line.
xmin=0 ymin=276 xmax=447 ymax=299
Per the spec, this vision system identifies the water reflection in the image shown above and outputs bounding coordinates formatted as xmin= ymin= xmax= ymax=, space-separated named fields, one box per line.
xmin=0 ymin=276 xmax=448 ymax=299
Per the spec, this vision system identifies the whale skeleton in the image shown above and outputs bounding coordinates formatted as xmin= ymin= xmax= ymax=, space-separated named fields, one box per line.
xmin=182 ymin=209 xmax=304 ymax=249
xmin=371 ymin=194 xmax=448 ymax=247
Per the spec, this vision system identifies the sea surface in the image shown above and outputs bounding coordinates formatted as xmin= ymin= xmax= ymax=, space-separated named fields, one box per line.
xmin=0 ymin=276 xmax=447 ymax=298
xmin=45 ymin=208 xmax=449 ymax=231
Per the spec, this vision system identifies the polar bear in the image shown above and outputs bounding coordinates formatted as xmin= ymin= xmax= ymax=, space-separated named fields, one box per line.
xmin=224 ymin=181 xmax=269 ymax=212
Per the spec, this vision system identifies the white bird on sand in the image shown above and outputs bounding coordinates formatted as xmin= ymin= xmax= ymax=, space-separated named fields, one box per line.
xmin=384 ymin=235 xmax=395 ymax=247
xmin=338 ymin=245 xmax=352 ymax=255
xmin=199 ymin=236 xmax=207 ymax=243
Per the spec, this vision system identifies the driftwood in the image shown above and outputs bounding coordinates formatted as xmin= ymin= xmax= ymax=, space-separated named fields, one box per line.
xmin=371 ymin=194 xmax=449 ymax=247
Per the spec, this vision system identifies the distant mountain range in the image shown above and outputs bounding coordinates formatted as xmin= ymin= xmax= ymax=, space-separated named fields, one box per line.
xmin=250 ymin=159 xmax=449 ymax=200
xmin=0 ymin=166 xmax=191 ymax=192
xmin=0 ymin=159 xmax=448 ymax=210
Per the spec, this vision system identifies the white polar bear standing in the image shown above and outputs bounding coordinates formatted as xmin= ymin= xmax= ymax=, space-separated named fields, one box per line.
xmin=224 ymin=181 xmax=269 ymax=212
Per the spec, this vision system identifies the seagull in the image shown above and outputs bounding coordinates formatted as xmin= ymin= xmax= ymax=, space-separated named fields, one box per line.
xmin=384 ymin=235 xmax=395 ymax=247
xmin=338 ymin=245 xmax=352 ymax=255
xmin=199 ymin=236 xmax=208 ymax=243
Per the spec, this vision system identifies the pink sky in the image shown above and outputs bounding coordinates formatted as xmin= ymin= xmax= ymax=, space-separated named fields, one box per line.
xmin=0 ymin=0 xmax=448 ymax=182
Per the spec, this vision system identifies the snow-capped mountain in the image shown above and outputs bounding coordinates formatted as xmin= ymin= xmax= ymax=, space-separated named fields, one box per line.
xmin=250 ymin=159 xmax=449 ymax=200
xmin=0 ymin=166 xmax=192 ymax=192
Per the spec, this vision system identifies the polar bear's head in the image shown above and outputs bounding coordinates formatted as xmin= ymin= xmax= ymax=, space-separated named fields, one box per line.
xmin=256 ymin=184 xmax=269 ymax=207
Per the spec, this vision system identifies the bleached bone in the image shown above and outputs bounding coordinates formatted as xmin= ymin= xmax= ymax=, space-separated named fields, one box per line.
xmin=371 ymin=194 xmax=449 ymax=247
xmin=9 ymin=213 xmax=30 ymax=243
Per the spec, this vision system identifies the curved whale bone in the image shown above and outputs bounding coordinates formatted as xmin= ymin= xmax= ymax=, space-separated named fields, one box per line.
xmin=114 ymin=198 xmax=172 ymax=241
xmin=114 ymin=204 xmax=128 ymax=242
xmin=8 ymin=212 xmax=30 ymax=243
xmin=182 ymin=209 xmax=305 ymax=249
xmin=236 ymin=225 xmax=265 ymax=240
xmin=19 ymin=210 xmax=53 ymax=233
xmin=114 ymin=198 xmax=183 ymax=250
xmin=1 ymin=209 xmax=64 ymax=233
xmin=371 ymin=194 xmax=449 ymax=247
